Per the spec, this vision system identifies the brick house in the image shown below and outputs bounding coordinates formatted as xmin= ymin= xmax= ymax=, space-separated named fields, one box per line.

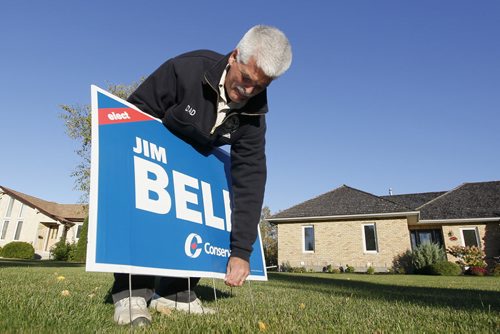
xmin=267 ymin=181 xmax=500 ymax=272
xmin=0 ymin=186 xmax=87 ymax=259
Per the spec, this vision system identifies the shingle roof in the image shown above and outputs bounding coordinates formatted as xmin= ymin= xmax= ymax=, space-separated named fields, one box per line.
xmin=271 ymin=185 xmax=411 ymax=219
xmin=380 ymin=192 xmax=446 ymax=210
xmin=0 ymin=186 xmax=87 ymax=224
xmin=418 ymin=181 xmax=500 ymax=220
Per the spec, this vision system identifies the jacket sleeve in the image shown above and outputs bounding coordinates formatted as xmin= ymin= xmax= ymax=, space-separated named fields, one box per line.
xmin=229 ymin=116 xmax=267 ymax=262
xmin=127 ymin=59 xmax=177 ymax=119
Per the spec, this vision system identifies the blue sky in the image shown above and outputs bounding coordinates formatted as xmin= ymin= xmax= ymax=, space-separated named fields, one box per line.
xmin=1 ymin=1 xmax=499 ymax=213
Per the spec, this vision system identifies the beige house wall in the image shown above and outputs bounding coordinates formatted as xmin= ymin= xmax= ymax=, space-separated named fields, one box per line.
xmin=278 ymin=217 xmax=411 ymax=272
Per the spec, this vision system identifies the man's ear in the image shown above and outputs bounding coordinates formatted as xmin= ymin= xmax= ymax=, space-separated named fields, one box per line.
xmin=229 ymin=50 xmax=238 ymax=65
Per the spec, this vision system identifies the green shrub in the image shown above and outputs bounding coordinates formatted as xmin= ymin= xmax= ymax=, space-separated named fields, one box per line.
xmin=280 ymin=261 xmax=292 ymax=272
xmin=367 ymin=266 xmax=375 ymax=275
xmin=290 ymin=266 xmax=306 ymax=273
xmin=345 ymin=265 xmax=355 ymax=273
xmin=428 ymin=261 xmax=461 ymax=276
xmin=50 ymin=240 xmax=77 ymax=261
xmin=491 ymin=264 xmax=500 ymax=277
xmin=392 ymin=250 xmax=414 ymax=274
xmin=0 ymin=246 xmax=3 ymax=256
xmin=72 ymin=217 xmax=88 ymax=262
xmin=1 ymin=241 xmax=35 ymax=260
xmin=412 ymin=243 xmax=446 ymax=273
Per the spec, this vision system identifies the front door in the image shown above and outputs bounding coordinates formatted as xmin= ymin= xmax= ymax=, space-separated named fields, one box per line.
xmin=35 ymin=223 xmax=48 ymax=251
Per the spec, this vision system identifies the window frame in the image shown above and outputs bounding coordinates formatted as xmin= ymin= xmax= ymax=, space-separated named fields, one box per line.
xmin=14 ymin=221 xmax=23 ymax=240
xmin=302 ymin=225 xmax=315 ymax=253
xmin=460 ymin=227 xmax=480 ymax=247
xmin=362 ymin=223 xmax=378 ymax=253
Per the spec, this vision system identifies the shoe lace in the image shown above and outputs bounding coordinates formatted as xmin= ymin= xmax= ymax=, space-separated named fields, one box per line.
xmin=119 ymin=297 xmax=146 ymax=308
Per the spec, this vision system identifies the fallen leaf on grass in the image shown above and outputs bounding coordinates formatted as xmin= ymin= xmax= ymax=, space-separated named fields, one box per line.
xmin=258 ymin=321 xmax=267 ymax=332
xmin=299 ymin=303 xmax=305 ymax=309
xmin=88 ymin=293 xmax=95 ymax=299
xmin=157 ymin=307 xmax=172 ymax=316
xmin=61 ymin=290 xmax=70 ymax=296
xmin=57 ymin=276 xmax=66 ymax=281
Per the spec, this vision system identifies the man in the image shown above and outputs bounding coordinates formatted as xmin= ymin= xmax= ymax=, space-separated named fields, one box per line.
xmin=112 ymin=25 xmax=292 ymax=326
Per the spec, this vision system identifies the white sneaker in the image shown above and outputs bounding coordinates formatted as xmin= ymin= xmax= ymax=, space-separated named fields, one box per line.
xmin=150 ymin=294 xmax=216 ymax=314
xmin=114 ymin=296 xmax=152 ymax=326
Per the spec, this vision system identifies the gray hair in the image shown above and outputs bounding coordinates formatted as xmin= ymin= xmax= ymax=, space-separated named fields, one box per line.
xmin=236 ymin=25 xmax=292 ymax=78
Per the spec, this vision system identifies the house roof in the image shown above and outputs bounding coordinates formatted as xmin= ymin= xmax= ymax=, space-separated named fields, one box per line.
xmin=270 ymin=181 xmax=500 ymax=222
xmin=418 ymin=181 xmax=500 ymax=220
xmin=0 ymin=186 xmax=87 ymax=224
xmin=380 ymin=191 xmax=446 ymax=210
xmin=271 ymin=185 xmax=411 ymax=220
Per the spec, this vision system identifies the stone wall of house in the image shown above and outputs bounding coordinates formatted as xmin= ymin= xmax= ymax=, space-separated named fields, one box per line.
xmin=277 ymin=217 xmax=411 ymax=272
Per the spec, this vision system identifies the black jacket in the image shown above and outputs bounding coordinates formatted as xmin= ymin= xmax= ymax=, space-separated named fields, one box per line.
xmin=128 ymin=50 xmax=267 ymax=261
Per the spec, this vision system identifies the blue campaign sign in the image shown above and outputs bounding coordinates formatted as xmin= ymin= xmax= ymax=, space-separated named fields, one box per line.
xmin=86 ymin=85 xmax=267 ymax=281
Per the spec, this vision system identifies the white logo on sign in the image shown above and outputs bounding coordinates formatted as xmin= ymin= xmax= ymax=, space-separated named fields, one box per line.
xmin=184 ymin=233 xmax=203 ymax=258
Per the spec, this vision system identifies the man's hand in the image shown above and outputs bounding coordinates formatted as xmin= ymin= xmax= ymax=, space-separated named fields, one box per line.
xmin=224 ymin=256 xmax=250 ymax=287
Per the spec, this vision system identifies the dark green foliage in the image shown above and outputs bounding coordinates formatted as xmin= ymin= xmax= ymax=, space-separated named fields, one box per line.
xmin=392 ymin=249 xmax=414 ymax=274
xmin=428 ymin=261 xmax=462 ymax=276
xmin=72 ymin=217 xmax=88 ymax=262
xmin=260 ymin=207 xmax=277 ymax=266
xmin=345 ymin=265 xmax=355 ymax=273
xmin=50 ymin=240 xmax=77 ymax=261
xmin=1 ymin=242 xmax=35 ymax=260
xmin=492 ymin=264 xmax=500 ymax=277
xmin=367 ymin=266 xmax=375 ymax=275
xmin=412 ymin=243 xmax=446 ymax=272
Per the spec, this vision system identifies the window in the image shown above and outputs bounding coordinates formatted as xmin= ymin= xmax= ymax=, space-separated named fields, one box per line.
xmin=76 ymin=225 xmax=83 ymax=239
xmin=14 ymin=221 xmax=23 ymax=240
xmin=49 ymin=226 xmax=59 ymax=239
xmin=302 ymin=226 xmax=315 ymax=252
xmin=461 ymin=228 xmax=480 ymax=247
xmin=18 ymin=204 xmax=25 ymax=217
xmin=5 ymin=198 xmax=15 ymax=217
xmin=1 ymin=221 xmax=9 ymax=239
xmin=363 ymin=224 xmax=378 ymax=252
xmin=410 ymin=229 xmax=443 ymax=250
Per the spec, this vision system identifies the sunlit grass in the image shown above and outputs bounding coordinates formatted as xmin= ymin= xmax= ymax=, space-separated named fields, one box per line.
xmin=0 ymin=260 xmax=498 ymax=333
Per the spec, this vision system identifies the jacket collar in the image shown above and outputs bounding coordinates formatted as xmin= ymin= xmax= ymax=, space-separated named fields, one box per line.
xmin=204 ymin=53 xmax=268 ymax=115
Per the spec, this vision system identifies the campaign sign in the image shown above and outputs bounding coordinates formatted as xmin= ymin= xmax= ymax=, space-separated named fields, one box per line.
xmin=86 ymin=85 xmax=267 ymax=281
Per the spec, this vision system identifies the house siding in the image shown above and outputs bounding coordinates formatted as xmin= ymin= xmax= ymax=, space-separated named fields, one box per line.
xmin=278 ymin=218 xmax=411 ymax=272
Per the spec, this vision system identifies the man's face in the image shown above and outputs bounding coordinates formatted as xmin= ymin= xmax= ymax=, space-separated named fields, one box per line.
xmin=225 ymin=50 xmax=272 ymax=103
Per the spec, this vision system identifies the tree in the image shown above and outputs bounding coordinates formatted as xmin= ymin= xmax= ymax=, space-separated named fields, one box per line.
xmin=259 ymin=206 xmax=278 ymax=266
xmin=59 ymin=81 xmax=143 ymax=201
xmin=73 ymin=217 xmax=89 ymax=262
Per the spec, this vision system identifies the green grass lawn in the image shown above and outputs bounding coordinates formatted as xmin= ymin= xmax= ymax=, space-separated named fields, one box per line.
xmin=0 ymin=259 xmax=498 ymax=333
